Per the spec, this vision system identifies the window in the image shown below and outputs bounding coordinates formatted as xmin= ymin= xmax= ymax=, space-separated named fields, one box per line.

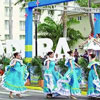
xmin=4 ymin=0 xmax=13 ymax=4
xmin=5 ymin=20 xmax=9 ymax=30
xmin=69 ymin=17 xmax=73 ymax=20
xmin=19 ymin=8 xmax=25 ymax=17
xmin=5 ymin=34 xmax=10 ymax=40
xmin=5 ymin=0 xmax=9 ymax=3
xmin=5 ymin=20 xmax=13 ymax=30
xmin=5 ymin=7 xmax=13 ymax=17
xmin=78 ymin=16 xmax=82 ymax=20
xmin=20 ymin=21 xmax=25 ymax=31
xmin=5 ymin=7 xmax=9 ymax=16
xmin=20 ymin=35 xmax=25 ymax=39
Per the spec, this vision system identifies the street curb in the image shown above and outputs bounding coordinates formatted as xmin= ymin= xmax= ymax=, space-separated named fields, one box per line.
xmin=26 ymin=86 xmax=87 ymax=96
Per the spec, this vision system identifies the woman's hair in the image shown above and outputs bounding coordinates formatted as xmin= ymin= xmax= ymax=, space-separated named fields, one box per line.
xmin=90 ymin=54 xmax=96 ymax=59
xmin=67 ymin=50 xmax=73 ymax=55
xmin=47 ymin=51 xmax=53 ymax=56
xmin=13 ymin=52 xmax=19 ymax=58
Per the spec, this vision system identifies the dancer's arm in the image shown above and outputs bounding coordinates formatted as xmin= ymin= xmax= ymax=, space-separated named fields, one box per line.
xmin=93 ymin=65 xmax=98 ymax=76
xmin=47 ymin=60 xmax=50 ymax=69
xmin=55 ymin=67 xmax=57 ymax=71
xmin=10 ymin=60 xmax=16 ymax=67
xmin=79 ymin=38 xmax=89 ymax=47
xmin=69 ymin=60 xmax=73 ymax=70
xmin=94 ymin=39 xmax=100 ymax=46
xmin=75 ymin=63 xmax=80 ymax=68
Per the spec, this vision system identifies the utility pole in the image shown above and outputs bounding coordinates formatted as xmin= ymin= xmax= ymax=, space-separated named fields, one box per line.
xmin=9 ymin=0 xmax=13 ymax=39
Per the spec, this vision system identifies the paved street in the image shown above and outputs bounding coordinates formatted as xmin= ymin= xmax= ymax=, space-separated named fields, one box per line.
xmin=0 ymin=87 xmax=100 ymax=100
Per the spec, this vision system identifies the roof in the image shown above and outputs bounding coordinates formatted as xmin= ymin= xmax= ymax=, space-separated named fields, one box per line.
xmin=93 ymin=0 xmax=100 ymax=4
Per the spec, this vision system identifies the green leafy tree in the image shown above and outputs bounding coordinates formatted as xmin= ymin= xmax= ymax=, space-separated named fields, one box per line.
xmin=38 ymin=17 xmax=84 ymax=50
xmin=76 ymin=0 xmax=100 ymax=34
xmin=15 ymin=0 xmax=34 ymax=8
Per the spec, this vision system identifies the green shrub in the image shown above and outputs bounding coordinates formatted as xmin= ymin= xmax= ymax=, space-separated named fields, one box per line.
xmin=31 ymin=57 xmax=43 ymax=80
xmin=0 ymin=56 xmax=10 ymax=71
xmin=78 ymin=57 xmax=89 ymax=80
xmin=57 ymin=59 xmax=68 ymax=75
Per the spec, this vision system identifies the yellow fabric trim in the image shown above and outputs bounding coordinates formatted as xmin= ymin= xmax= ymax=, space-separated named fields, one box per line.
xmin=25 ymin=45 xmax=32 ymax=51
xmin=88 ymin=87 xmax=96 ymax=90
xmin=65 ymin=83 xmax=71 ymax=87
xmin=25 ymin=58 xmax=32 ymax=63
xmin=5 ymin=82 xmax=26 ymax=88
xmin=71 ymin=88 xmax=80 ymax=90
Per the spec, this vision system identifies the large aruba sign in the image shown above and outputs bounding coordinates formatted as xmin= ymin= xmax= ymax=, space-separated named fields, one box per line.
xmin=0 ymin=38 xmax=69 ymax=58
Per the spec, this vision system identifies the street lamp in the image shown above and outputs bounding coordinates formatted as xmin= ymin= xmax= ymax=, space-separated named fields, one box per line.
xmin=33 ymin=9 xmax=41 ymax=57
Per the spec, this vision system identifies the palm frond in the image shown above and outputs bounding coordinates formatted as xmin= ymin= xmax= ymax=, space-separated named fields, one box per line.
xmin=67 ymin=18 xmax=80 ymax=28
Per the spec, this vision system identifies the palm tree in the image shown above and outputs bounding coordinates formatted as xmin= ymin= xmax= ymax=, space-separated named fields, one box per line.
xmin=61 ymin=3 xmax=68 ymax=38
xmin=15 ymin=0 xmax=34 ymax=8
xmin=38 ymin=17 xmax=84 ymax=50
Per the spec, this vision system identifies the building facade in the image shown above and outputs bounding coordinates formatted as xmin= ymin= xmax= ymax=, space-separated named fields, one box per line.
xmin=68 ymin=13 xmax=91 ymax=50
xmin=0 ymin=0 xmax=25 ymax=41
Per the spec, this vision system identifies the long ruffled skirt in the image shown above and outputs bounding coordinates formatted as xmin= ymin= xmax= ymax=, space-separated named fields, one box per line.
xmin=1 ymin=65 xmax=28 ymax=93
xmin=44 ymin=69 xmax=62 ymax=95
xmin=87 ymin=69 xmax=100 ymax=97
xmin=55 ymin=68 xmax=81 ymax=96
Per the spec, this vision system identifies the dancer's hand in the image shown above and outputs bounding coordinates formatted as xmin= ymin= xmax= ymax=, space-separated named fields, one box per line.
xmin=10 ymin=60 xmax=16 ymax=67
xmin=75 ymin=63 xmax=80 ymax=68
xmin=47 ymin=61 xmax=49 ymax=69
xmin=96 ymin=73 xmax=98 ymax=77
xmin=55 ymin=67 xmax=57 ymax=71
xmin=47 ymin=66 xmax=49 ymax=69
xmin=71 ymin=68 xmax=73 ymax=71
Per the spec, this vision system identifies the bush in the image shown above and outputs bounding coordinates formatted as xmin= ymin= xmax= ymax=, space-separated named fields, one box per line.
xmin=57 ymin=59 xmax=68 ymax=75
xmin=0 ymin=56 xmax=10 ymax=71
xmin=78 ymin=57 xmax=89 ymax=80
xmin=31 ymin=57 xmax=43 ymax=80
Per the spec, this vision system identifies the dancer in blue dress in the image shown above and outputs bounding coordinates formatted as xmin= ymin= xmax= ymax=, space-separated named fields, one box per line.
xmin=87 ymin=54 xmax=100 ymax=97
xmin=44 ymin=51 xmax=62 ymax=98
xmin=56 ymin=50 xmax=81 ymax=100
xmin=1 ymin=52 xmax=28 ymax=99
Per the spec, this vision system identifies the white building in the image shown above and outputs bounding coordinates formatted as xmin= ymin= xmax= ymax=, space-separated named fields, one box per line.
xmin=0 ymin=0 xmax=25 ymax=41
xmin=0 ymin=0 xmax=76 ymax=41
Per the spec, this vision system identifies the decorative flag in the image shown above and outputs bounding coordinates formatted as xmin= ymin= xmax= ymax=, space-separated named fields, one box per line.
xmin=36 ymin=0 xmax=40 ymax=6
xmin=94 ymin=13 xmax=100 ymax=38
